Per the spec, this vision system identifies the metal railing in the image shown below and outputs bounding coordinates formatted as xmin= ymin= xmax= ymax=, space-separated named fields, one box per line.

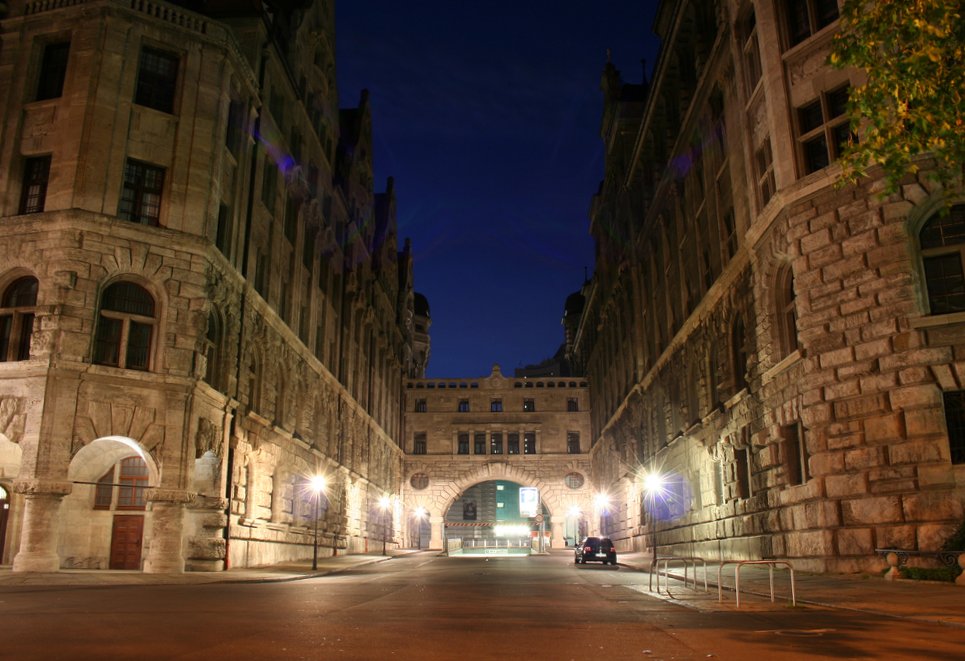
xmin=717 ymin=560 xmax=796 ymax=608
xmin=648 ymin=556 xmax=708 ymax=593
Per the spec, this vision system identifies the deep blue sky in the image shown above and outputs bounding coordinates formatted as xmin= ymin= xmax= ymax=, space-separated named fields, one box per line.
xmin=335 ymin=1 xmax=661 ymax=378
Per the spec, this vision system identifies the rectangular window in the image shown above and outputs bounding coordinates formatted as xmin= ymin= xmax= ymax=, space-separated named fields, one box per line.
xmin=225 ymin=99 xmax=245 ymax=157
xmin=490 ymin=399 xmax=503 ymax=412
xmin=783 ymin=422 xmax=809 ymax=485
xmin=414 ymin=399 xmax=427 ymax=413
xmin=784 ymin=0 xmax=840 ymax=48
xmin=19 ymin=155 xmax=51 ymax=215
xmin=797 ymin=86 xmax=851 ymax=175
xmin=523 ymin=399 xmax=535 ymax=412
xmin=262 ymin=159 xmax=278 ymax=211
xmin=215 ymin=204 xmax=231 ymax=256
xmin=740 ymin=11 xmax=761 ymax=96
xmin=118 ymin=159 xmax=165 ymax=226
xmin=134 ymin=47 xmax=179 ymax=113
xmin=458 ymin=433 xmax=470 ymax=455
xmin=284 ymin=195 xmax=298 ymax=243
xmin=942 ymin=391 xmax=965 ymax=464
xmin=413 ymin=433 xmax=427 ymax=455
xmin=303 ymin=227 xmax=317 ymax=270
xmin=36 ymin=41 xmax=70 ymax=101
xmin=735 ymin=447 xmax=751 ymax=499
xmin=490 ymin=432 xmax=503 ymax=455
xmin=473 ymin=432 xmax=486 ymax=455
xmin=754 ymin=138 xmax=775 ymax=206
xmin=523 ymin=432 xmax=536 ymax=455
xmin=566 ymin=432 xmax=580 ymax=454
xmin=567 ymin=398 xmax=579 ymax=412
xmin=458 ymin=399 xmax=470 ymax=412
xmin=507 ymin=432 xmax=520 ymax=454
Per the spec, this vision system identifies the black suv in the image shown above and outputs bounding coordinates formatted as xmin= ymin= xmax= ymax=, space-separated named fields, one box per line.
xmin=574 ymin=536 xmax=617 ymax=565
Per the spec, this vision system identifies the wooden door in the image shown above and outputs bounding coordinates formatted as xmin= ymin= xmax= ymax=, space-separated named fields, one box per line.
xmin=109 ymin=515 xmax=144 ymax=570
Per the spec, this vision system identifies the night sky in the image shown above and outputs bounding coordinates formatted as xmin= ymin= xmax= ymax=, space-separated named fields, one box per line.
xmin=335 ymin=1 xmax=661 ymax=378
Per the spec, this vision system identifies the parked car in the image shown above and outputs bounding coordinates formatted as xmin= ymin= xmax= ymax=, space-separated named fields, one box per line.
xmin=574 ymin=536 xmax=617 ymax=565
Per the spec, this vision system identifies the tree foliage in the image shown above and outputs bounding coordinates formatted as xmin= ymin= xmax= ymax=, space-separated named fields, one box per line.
xmin=831 ymin=0 xmax=965 ymax=194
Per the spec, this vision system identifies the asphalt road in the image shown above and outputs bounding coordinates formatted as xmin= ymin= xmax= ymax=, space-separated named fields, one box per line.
xmin=3 ymin=552 xmax=964 ymax=660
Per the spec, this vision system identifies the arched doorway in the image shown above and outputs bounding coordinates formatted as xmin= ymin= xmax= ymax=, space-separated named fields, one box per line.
xmin=0 ymin=433 xmax=23 ymax=565
xmin=444 ymin=480 xmax=550 ymax=555
xmin=63 ymin=436 xmax=159 ymax=570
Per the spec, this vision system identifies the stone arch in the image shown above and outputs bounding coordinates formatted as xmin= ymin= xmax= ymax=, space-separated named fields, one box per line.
xmin=62 ymin=435 xmax=160 ymax=569
xmin=438 ymin=462 xmax=563 ymax=521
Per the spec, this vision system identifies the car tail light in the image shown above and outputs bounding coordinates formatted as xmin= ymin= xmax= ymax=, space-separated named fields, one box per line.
xmin=583 ymin=546 xmax=592 ymax=554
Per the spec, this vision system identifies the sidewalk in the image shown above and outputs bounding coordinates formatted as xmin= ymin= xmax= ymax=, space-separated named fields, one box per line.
xmin=2 ymin=549 xmax=962 ymax=630
xmin=617 ymin=551 xmax=965 ymax=629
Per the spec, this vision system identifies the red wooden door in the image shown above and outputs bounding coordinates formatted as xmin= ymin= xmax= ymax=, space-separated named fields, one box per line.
xmin=109 ymin=515 xmax=144 ymax=570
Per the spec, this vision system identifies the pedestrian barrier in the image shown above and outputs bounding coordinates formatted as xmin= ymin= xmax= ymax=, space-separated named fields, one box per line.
xmin=717 ymin=560 xmax=796 ymax=608
xmin=648 ymin=556 xmax=708 ymax=593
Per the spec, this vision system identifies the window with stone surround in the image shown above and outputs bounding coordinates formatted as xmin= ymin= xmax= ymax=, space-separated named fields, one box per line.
xmin=508 ymin=432 xmax=520 ymax=454
xmin=414 ymin=398 xmax=427 ymax=412
xmin=203 ymin=310 xmax=226 ymax=391
xmin=776 ymin=264 xmax=800 ymax=357
xmin=0 ymin=275 xmax=38 ymax=362
xmin=118 ymin=159 xmax=165 ymax=226
xmin=490 ymin=399 xmax=503 ymax=412
xmin=523 ymin=398 xmax=535 ymax=412
xmin=523 ymin=432 xmax=536 ymax=454
xmin=20 ymin=155 xmax=51 ymax=215
xmin=781 ymin=0 xmax=839 ymax=48
xmin=941 ymin=391 xmax=965 ymax=464
xmin=92 ymin=281 xmax=156 ymax=371
xmin=783 ymin=422 xmax=810 ymax=485
xmin=413 ymin=433 xmax=427 ymax=455
xmin=458 ymin=399 xmax=469 ymax=412
xmin=474 ymin=432 xmax=486 ymax=454
xmin=567 ymin=398 xmax=579 ymax=412
xmin=797 ymin=85 xmax=852 ymax=176
xmin=567 ymin=432 xmax=580 ymax=454
xmin=36 ymin=41 xmax=70 ymax=101
xmin=457 ymin=433 xmax=470 ymax=455
xmin=490 ymin=432 xmax=503 ymax=455
xmin=735 ymin=446 xmax=752 ymax=499
xmin=738 ymin=8 xmax=762 ymax=98
xmin=920 ymin=205 xmax=965 ymax=315
xmin=134 ymin=47 xmax=179 ymax=114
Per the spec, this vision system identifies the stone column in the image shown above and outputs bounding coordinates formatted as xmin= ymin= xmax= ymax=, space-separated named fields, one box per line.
xmin=143 ymin=488 xmax=193 ymax=573
xmin=429 ymin=515 xmax=444 ymax=550
xmin=551 ymin=520 xmax=565 ymax=549
xmin=11 ymin=479 xmax=72 ymax=572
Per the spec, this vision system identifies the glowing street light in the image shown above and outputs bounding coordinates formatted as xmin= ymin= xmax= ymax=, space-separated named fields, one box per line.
xmin=378 ymin=495 xmax=391 ymax=556
xmin=641 ymin=470 xmax=666 ymax=567
xmin=309 ymin=475 xmax=327 ymax=570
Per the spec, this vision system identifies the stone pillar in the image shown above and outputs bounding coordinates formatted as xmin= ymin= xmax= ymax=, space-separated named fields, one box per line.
xmin=551 ymin=520 xmax=565 ymax=549
xmin=429 ymin=515 xmax=444 ymax=550
xmin=11 ymin=479 xmax=72 ymax=572
xmin=143 ymin=488 xmax=193 ymax=573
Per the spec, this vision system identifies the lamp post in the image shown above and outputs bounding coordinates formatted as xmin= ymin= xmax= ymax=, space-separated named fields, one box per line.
xmin=309 ymin=475 xmax=327 ymax=571
xmin=378 ymin=495 xmax=390 ymax=556
xmin=413 ymin=506 xmax=427 ymax=549
xmin=642 ymin=471 xmax=665 ymax=568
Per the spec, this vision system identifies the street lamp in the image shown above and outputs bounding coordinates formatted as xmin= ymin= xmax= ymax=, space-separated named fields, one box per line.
xmin=309 ymin=475 xmax=327 ymax=570
xmin=378 ymin=495 xmax=391 ymax=556
xmin=642 ymin=471 xmax=666 ymax=568
xmin=413 ymin=506 xmax=427 ymax=549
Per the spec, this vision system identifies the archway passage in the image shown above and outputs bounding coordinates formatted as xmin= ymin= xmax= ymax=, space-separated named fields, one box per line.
xmin=444 ymin=480 xmax=550 ymax=556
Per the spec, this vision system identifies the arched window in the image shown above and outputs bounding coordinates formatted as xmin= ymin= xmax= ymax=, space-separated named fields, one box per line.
xmin=117 ymin=456 xmax=149 ymax=509
xmin=0 ymin=276 xmax=38 ymax=362
xmin=92 ymin=281 xmax=157 ymax=370
xmin=732 ymin=316 xmax=748 ymax=392
xmin=920 ymin=204 xmax=965 ymax=315
xmin=203 ymin=310 xmax=225 ymax=391
xmin=776 ymin=264 xmax=799 ymax=357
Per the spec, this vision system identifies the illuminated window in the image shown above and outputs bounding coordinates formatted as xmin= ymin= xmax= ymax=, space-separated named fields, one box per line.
xmin=523 ymin=432 xmax=536 ymax=454
xmin=523 ymin=398 xmax=535 ymax=412
xmin=490 ymin=432 xmax=503 ymax=455
xmin=566 ymin=432 xmax=580 ymax=454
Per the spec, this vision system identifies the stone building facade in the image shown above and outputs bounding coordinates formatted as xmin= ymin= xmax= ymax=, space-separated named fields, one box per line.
xmin=401 ymin=366 xmax=592 ymax=549
xmin=570 ymin=0 xmax=965 ymax=573
xmin=0 ymin=0 xmax=418 ymax=571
